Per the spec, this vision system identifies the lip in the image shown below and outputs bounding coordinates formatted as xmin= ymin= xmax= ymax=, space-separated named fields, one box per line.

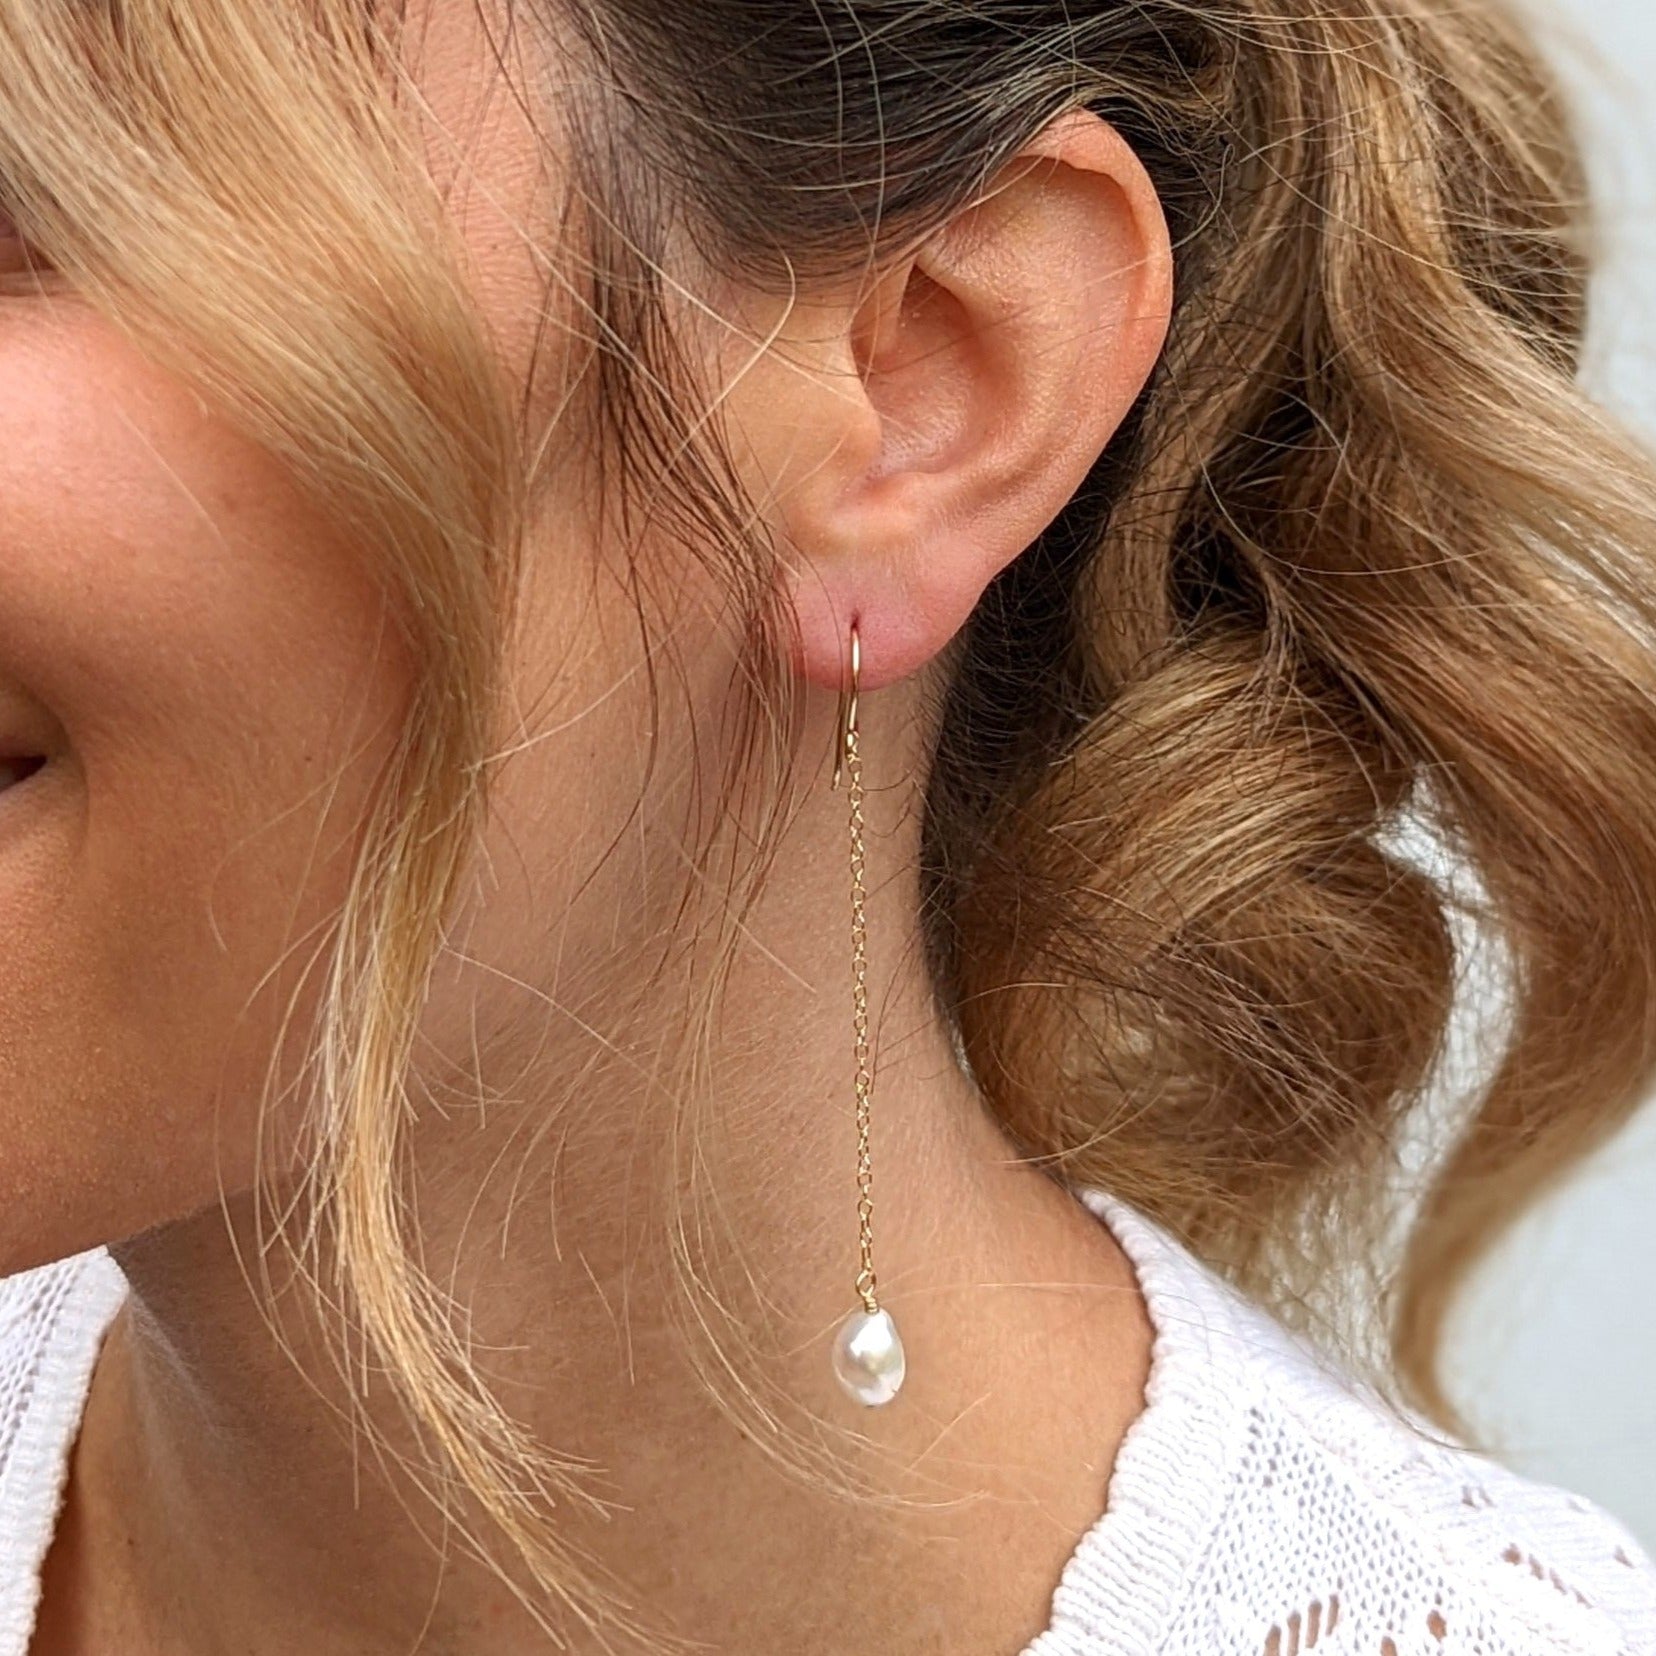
xmin=0 ymin=691 xmax=67 ymax=779
xmin=0 ymin=753 xmax=48 ymax=792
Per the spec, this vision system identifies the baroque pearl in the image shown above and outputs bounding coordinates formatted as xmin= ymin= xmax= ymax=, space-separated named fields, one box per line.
xmin=831 ymin=1305 xmax=906 ymax=1406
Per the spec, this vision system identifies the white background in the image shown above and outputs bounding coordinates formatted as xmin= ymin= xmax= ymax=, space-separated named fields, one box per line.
xmin=1445 ymin=0 xmax=1656 ymax=1549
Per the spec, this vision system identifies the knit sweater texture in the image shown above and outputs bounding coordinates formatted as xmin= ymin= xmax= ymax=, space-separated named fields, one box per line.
xmin=2 ymin=1186 xmax=1653 ymax=1655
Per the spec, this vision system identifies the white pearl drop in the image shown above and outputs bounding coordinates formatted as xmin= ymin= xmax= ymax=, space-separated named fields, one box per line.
xmin=831 ymin=1306 xmax=906 ymax=1406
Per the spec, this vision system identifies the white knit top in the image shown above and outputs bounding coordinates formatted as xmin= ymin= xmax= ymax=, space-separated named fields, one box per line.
xmin=3 ymin=1186 xmax=1654 ymax=1655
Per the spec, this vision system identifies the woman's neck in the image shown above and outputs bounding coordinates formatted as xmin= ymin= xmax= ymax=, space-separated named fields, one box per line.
xmin=41 ymin=1034 xmax=1153 ymax=1656
xmin=33 ymin=725 xmax=1157 ymax=1656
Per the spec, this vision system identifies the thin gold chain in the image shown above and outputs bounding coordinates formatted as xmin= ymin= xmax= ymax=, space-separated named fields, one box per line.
xmin=842 ymin=632 xmax=878 ymax=1315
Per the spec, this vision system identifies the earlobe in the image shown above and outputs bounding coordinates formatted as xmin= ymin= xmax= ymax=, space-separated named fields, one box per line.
xmin=772 ymin=106 xmax=1173 ymax=696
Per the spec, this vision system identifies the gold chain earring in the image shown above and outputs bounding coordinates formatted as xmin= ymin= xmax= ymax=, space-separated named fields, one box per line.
xmin=828 ymin=618 xmax=907 ymax=1406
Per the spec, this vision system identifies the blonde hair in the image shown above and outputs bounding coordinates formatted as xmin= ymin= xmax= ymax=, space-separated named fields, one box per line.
xmin=5 ymin=0 xmax=1656 ymax=1646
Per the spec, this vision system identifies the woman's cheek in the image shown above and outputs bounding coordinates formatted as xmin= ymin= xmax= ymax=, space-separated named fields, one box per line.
xmin=0 ymin=302 xmax=412 ymax=1272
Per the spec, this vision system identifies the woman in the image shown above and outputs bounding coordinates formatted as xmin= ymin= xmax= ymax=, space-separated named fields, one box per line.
xmin=1 ymin=0 xmax=1654 ymax=1650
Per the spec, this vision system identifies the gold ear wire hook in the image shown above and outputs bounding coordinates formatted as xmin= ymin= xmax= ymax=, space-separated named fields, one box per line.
xmin=831 ymin=620 xmax=860 ymax=792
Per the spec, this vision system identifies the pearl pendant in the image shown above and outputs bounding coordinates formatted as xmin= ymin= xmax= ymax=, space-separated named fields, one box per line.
xmin=831 ymin=1305 xmax=906 ymax=1406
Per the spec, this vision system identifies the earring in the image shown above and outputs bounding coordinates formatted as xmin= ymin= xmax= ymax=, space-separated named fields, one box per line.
xmin=828 ymin=618 xmax=907 ymax=1407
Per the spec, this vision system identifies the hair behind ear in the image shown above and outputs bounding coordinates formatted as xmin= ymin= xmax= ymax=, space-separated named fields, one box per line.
xmin=928 ymin=0 xmax=1656 ymax=1434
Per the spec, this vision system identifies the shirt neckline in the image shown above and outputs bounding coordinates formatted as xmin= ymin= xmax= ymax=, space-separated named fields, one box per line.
xmin=1019 ymin=1184 xmax=1255 ymax=1655
xmin=0 ymin=1249 xmax=127 ymax=1656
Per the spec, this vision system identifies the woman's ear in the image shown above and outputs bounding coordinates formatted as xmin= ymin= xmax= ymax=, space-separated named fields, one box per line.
xmin=720 ymin=106 xmax=1173 ymax=693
